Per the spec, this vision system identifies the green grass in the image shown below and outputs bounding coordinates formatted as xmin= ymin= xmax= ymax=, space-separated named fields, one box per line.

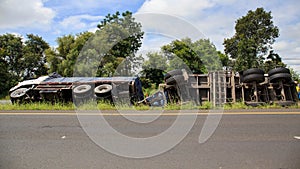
xmin=0 ymin=100 xmax=298 ymax=111
xmin=224 ymin=102 xmax=249 ymax=110
xmin=0 ymin=95 xmax=10 ymax=100
xmin=0 ymin=102 xmax=75 ymax=110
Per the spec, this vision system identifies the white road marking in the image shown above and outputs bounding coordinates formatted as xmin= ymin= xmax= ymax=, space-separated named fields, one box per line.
xmin=1 ymin=111 xmax=300 ymax=116
xmin=294 ymin=136 xmax=300 ymax=140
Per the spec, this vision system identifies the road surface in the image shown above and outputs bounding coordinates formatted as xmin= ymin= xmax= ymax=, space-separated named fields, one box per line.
xmin=0 ymin=110 xmax=300 ymax=169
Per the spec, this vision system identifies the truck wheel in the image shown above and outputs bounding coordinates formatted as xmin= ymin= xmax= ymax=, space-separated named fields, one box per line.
xmin=10 ymin=88 xmax=29 ymax=104
xmin=164 ymin=69 xmax=183 ymax=80
xmin=165 ymin=75 xmax=185 ymax=85
xmin=10 ymin=88 xmax=28 ymax=99
xmin=268 ymin=67 xmax=290 ymax=77
xmin=94 ymin=84 xmax=112 ymax=97
xmin=243 ymin=68 xmax=264 ymax=76
xmin=269 ymin=73 xmax=291 ymax=83
xmin=73 ymin=84 xmax=92 ymax=97
xmin=242 ymin=74 xmax=265 ymax=83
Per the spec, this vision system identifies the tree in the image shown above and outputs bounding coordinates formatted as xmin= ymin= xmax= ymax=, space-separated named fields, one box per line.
xmin=263 ymin=50 xmax=286 ymax=72
xmin=56 ymin=34 xmax=75 ymax=59
xmin=217 ymin=51 xmax=230 ymax=69
xmin=288 ymin=66 xmax=300 ymax=82
xmin=46 ymin=32 xmax=93 ymax=76
xmin=223 ymin=7 xmax=279 ymax=72
xmin=191 ymin=39 xmax=222 ymax=72
xmin=0 ymin=58 xmax=11 ymax=97
xmin=141 ymin=52 xmax=167 ymax=88
xmin=59 ymin=32 xmax=93 ymax=76
xmin=162 ymin=38 xmax=221 ymax=74
xmin=45 ymin=47 xmax=60 ymax=74
xmin=0 ymin=33 xmax=50 ymax=96
xmin=0 ymin=34 xmax=49 ymax=80
xmin=95 ymin=11 xmax=144 ymax=76
xmin=0 ymin=34 xmax=23 ymax=80
xmin=22 ymin=34 xmax=50 ymax=79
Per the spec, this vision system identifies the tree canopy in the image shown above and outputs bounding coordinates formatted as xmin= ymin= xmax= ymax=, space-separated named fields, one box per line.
xmin=223 ymin=7 xmax=280 ymax=72
xmin=95 ymin=11 xmax=144 ymax=76
xmin=141 ymin=52 xmax=167 ymax=88
xmin=162 ymin=38 xmax=222 ymax=74
xmin=0 ymin=34 xmax=49 ymax=96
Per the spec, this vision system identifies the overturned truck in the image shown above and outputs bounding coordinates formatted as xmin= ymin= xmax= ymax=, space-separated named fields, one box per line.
xmin=9 ymin=67 xmax=298 ymax=107
xmin=9 ymin=73 xmax=144 ymax=104
xmin=159 ymin=67 xmax=298 ymax=106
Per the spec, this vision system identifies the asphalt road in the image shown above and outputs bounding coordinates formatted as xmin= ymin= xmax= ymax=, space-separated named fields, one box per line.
xmin=0 ymin=110 xmax=300 ymax=169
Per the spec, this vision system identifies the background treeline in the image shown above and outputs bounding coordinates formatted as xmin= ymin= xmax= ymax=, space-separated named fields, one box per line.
xmin=1 ymin=8 xmax=299 ymax=97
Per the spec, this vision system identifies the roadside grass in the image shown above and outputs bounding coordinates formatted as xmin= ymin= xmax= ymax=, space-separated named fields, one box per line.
xmin=0 ymin=95 xmax=10 ymax=100
xmin=224 ymin=102 xmax=249 ymax=110
xmin=0 ymin=102 xmax=75 ymax=110
xmin=0 ymin=100 xmax=298 ymax=111
xmin=225 ymin=102 xmax=299 ymax=110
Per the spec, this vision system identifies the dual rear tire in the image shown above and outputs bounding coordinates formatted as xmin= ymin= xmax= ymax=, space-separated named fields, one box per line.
xmin=241 ymin=68 xmax=265 ymax=83
xmin=268 ymin=67 xmax=291 ymax=83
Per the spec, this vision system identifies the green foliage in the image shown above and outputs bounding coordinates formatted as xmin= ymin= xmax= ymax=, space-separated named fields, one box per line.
xmin=0 ymin=34 xmax=50 ymax=96
xmin=162 ymin=38 xmax=202 ymax=73
xmin=288 ymin=66 xmax=300 ymax=82
xmin=46 ymin=32 xmax=93 ymax=76
xmin=0 ymin=34 xmax=23 ymax=81
xmin=95 ymin=11 xmax=144 ymax=77
xmin=22 ymin=34 xmax=50 ymax=78
xmin=217 ymin=51 xmax=230 ymax=68
xmin=0 ymin=61 xmax=11 ymax=97
xmin=44 ymin=11 xmax=144 ymax=78
xmin=224 ymin=7 xmax=279 ymax=72
xmin=198 ymin=101 xmax=213 ymax=109
xmin=192 ymin=39 xmax=223 ymax=72
xmin=162 ymin=38 xmax=222 ymax=74
xmin=141 ymin=52 xmax=167 ymax=88
xmin=263 ymin=50 xmax=286 ymax=72
xmin=45 ymin=47 xmax=60 ymax=74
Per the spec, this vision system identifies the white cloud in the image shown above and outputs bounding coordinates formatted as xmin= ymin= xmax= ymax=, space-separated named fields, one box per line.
xmin=137 ymin=0 xmax=300 ymax=72
xmin=137 ymin=0 xmax=239 ymax=50
xmin=138 ymin=0 xmax=214 ymax=18
xmin=0 ymin=0 xmax=55 ymax=29
xmin=59 ymin=15 xmax=103 ymax=30
xmin=273 ymin=22 xmax=300 ymax=72
xmin=273 ymin=41 xmax=289 ymax=51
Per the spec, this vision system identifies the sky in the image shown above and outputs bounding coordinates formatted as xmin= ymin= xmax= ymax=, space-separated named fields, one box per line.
xmin=0 ymin=0 xmax=300 ymax=72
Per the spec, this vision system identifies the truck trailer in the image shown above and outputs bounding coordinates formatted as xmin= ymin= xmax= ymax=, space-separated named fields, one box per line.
xmin=9 ymin=73 xmax=144 ymax=104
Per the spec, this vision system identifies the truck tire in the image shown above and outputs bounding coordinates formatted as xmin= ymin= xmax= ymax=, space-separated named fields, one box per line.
xmin=242 ymin=74 xmax=265 ymax=83
xmin=10 ymin=88 xmax=28 ymax=99
xmin=165 ymin=75 xmax=185 ymax=85
xmin=73 ymin=84 xmax=92 ymax=97
xmin=10 ymin=88 xmax=29 ymax=104
xmin=268 ymin=67 xmax=290 ymax=77
xmin=269 ymin=73 xmax=291 ymax=83
xmin=94 ymin=84 xmax=112 ymax=97
xmin=243 ymin=68 xmax=264 ymax=76
xmin=164 ymin=69 xmax=183 ymax=80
